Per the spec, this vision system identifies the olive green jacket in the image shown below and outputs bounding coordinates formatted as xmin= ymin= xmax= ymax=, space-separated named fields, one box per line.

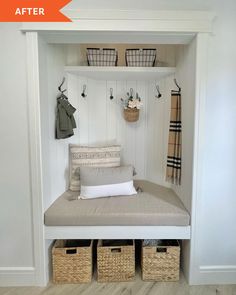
xmin=56 ymin=97 xmax=76 ymax=139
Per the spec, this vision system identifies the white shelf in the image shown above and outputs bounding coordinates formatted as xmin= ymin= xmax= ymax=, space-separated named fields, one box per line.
xmin=65 ymin=66 xmax=176 ymax=81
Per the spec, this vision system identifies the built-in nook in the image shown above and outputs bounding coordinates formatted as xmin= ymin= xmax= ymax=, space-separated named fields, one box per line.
xmin=37 ymin=34 xmax=196 ymax=283
xmin=23 ymin=11 xmax=212 ymax=285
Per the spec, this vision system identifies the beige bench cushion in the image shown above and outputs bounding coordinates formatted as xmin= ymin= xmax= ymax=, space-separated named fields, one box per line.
xmin=44 ymin=180 xmax=190 ymax=226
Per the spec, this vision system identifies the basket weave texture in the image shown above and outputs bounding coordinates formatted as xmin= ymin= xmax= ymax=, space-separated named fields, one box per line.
xmin=142 ymin=240 xmax=180 ymax=282
xmin=97 ymin=240 xmax=135 ymax=282
xmin=123 ymin=108 xmax=139 ymax=122
xmin=52 ymin=240 xmax=93 ymax=284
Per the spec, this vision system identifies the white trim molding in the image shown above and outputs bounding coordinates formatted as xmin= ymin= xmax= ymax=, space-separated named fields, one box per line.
xmin=0 ymin=267 xmax=35 ymax=287
xmin=21 ymin=9 xmax=216 ymax=33
xmin=26 ymin=32 xmax=47 ymax=286
xmin=188 ymin=33 xmax=209 ymax=285
xmin=45 ymin=225 xmax=191 ymax=240
xmin=194 ymin=265 xmax=236 ymax=285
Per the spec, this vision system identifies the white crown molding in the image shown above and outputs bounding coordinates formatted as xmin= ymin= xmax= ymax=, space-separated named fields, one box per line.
xmin=21 ymin=9 xmax=216 ymax=33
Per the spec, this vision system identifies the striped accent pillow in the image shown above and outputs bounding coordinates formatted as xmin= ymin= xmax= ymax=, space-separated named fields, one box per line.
xmin=79 ymin=166 xmax=137 ymax=199
xmin=69 ymin=145 xmax=121 ymax=191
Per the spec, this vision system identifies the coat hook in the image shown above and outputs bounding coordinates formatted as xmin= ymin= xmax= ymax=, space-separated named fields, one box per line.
xmin=174 ymin=78 xmax=181 ymax=93
xmin=110 ymin=88 xmax=114 ymax=100
xmin=81 ymin=84 xmax=87 ymax=98
xmin=155 ymin=85 xmax=162 ymax=99
xmin=130 ymin=88 xmax=134 ymax=98
xmin=58 ymin=77 xmax=66 ymax=94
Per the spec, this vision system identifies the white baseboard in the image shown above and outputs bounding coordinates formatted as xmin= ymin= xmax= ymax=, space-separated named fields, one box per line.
xmin=190 ymin=265 xmax=236 ymax=285
xmin=0 ymin=267 xmax=36 ymax=286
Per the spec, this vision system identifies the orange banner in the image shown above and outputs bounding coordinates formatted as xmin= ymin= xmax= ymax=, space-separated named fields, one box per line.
xmin=0 ymin=0 xmax=72 ymax=22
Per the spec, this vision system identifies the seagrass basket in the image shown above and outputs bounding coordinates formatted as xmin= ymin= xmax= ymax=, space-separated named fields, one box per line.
xmin=142 ymin=240 xmax=180 ymax=282
xmin=52 ymin=239 xmax=93 ymax=284
xmin=97 ymin=240 xmax=135 ymax=282
xmin=123 ymin=108 xmax=139 ymax=122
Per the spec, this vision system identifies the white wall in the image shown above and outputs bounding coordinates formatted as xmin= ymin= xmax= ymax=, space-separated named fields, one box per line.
xmin=0 ymin=23 xmax=34 ymax=284
xmin=195 ymin=3 xmax=236 ymax=284
xmin=38 ymin=41 xmax=70 ymax=210
xmin=174 ymin=41 xmax=196 ymax=213
xmin=66 ymin=73 xmax=175 ymax=187
xmin=39 ymin=44 xmax=178 ymax=211
xmin=172 ymin=39 xmax=197 ymax=282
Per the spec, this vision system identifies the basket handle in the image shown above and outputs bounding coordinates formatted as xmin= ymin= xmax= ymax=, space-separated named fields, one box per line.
xmin=65 ymin=248 xmax=77 ymax=255
xmin=156 ymin=247 xmax=167 ymax=253
xmin=111 ymin=248 xmax=121 ymax=253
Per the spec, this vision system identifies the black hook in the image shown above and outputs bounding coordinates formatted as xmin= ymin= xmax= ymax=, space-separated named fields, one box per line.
xmin=174 ymin=78 xmax=181 ymax=93
xmin=155 ymin=85 xmax=162 ymax=99
xmin=58 ymin=77 xmax=66 ymax=94
xmin=130 ymin=88 xmax=134 ymax=99
xmin=110 ymin=88 xmax=114 ymax=100
xmin=81 ymin=84 xmax=87 ymax=98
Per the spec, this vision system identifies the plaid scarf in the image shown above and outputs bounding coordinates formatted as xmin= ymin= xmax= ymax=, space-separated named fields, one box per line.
xmin=166 ymin=91 xmax=182 ymax=185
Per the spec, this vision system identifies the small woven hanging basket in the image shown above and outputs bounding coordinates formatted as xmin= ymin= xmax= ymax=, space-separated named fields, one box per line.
xmin=124 ymin=108 xmax=140 ymax=122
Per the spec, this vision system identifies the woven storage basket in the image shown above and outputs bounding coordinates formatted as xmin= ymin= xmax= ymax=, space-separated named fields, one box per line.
xmin=123 ymin=108 xmax=139 ymax=122
xmin=97 ymin=240 xmax=135 ymax=283
xmin=125 ymin=48 xmax=156 ymax=67
xmin=142 ymin=240 xmax=180 ymax=282
xmin=52 ymin=239 xmax=93 ymax=284
xmin=87 ymin=48 xmax=118 ymax=66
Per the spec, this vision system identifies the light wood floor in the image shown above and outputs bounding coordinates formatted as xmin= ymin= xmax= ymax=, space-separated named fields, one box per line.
xmin=0 ymin=272 xmax=236 ymax=295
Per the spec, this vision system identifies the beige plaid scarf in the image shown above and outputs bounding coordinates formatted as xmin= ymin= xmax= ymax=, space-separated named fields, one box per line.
xmin=166 ymin=91 xmax=182 ymax=185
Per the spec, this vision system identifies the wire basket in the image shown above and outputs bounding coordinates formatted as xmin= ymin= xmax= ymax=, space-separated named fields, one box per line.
xmin=87 ymin=48 xmax=118 ymax=66
xmin=142 ymin=239 xmax=180 ymax=282
xmin=125 ymin=49 xmax=156 ymax=67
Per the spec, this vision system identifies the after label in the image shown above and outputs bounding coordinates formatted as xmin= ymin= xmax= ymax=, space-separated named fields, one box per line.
xmin=15 ymin=8 xmax=45 ymax=15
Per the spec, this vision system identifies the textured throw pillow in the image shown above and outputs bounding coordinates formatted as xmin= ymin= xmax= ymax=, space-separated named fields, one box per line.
xmin=69 ymin=145 xmax=121 ymax=191
xmin=79 ymin=165 xmax=137 ymax=199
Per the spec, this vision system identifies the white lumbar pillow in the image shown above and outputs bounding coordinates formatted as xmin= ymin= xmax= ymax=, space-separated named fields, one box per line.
xmin=79 ymin=166 xmax=137 ymax=199
xmin=80 ymin=181 xmax=137 ymax=199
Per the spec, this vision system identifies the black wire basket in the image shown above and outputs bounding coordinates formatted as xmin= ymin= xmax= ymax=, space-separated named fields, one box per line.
xmin=87 ymin=48 xmax=118 ymax=66
xmin=125 ymin=48 xmax=157 ymax=67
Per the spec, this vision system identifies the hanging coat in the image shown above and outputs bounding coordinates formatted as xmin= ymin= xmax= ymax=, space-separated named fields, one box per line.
xmin=56 ymin=97 xmax=77 ymax=139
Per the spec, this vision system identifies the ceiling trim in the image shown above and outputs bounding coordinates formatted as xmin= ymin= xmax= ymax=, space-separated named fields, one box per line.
xmin=21 ymin=9 xmax=216 ymax=33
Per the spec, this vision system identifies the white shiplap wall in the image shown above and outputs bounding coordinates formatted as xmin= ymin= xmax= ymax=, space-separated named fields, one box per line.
xmin=40 ymin=44 xmax=183 ymax=210
xmin=39 ymin=42 xmax=70 ymax=210
xmin=67 ymin=73 xmax=176 ymax=187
